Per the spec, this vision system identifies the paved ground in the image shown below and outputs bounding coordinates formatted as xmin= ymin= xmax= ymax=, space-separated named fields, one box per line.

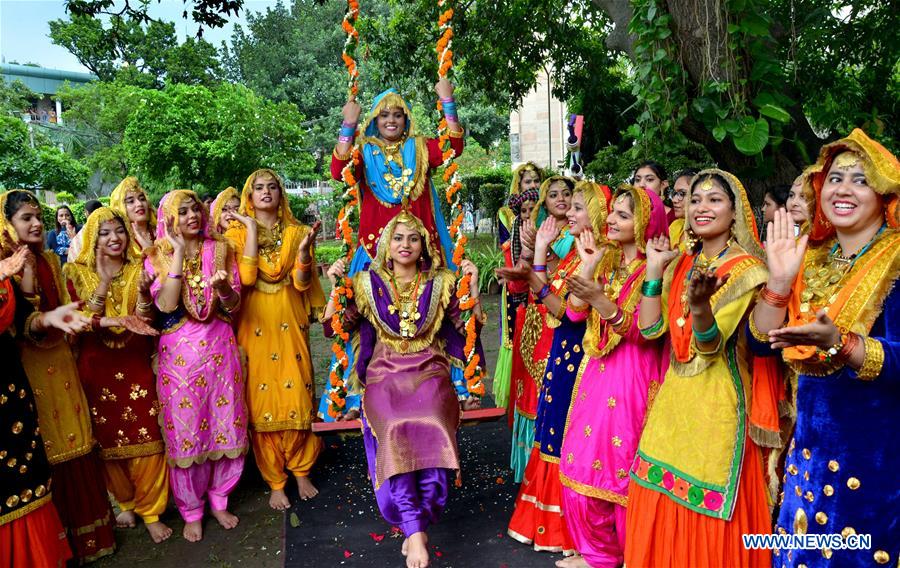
xmin=97 ymin=292 xmax=560 ymax=567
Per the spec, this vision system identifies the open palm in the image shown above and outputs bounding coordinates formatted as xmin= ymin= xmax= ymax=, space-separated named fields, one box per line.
xmin=766 ymin=208 xmax=807 ymax=286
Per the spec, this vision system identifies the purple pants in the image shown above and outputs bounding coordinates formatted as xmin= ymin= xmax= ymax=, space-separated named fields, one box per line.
xmin=562 ymin=486 xmax=626 ymax=568
xmin=362 ymin=417 xmax=450 ymax=537
xmin=169 ymin=455 xmax=245 ymax=523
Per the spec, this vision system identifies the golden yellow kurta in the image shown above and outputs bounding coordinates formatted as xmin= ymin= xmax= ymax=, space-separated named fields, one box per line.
xmin=226 ymin=224 xmax=325 ymax=431
xmin=17 ymin=253 xmax=93 ymax=465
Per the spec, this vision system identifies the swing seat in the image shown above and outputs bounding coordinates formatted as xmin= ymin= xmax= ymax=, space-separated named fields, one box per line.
xmin=312 ymin=406 xmax=507 ymax=435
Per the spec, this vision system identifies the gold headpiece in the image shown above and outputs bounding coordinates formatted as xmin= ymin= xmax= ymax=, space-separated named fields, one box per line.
xmin=833 ymin=151 xmax=861 ymax=170
xmin=699 ymin=177 xmax=715 ymax=191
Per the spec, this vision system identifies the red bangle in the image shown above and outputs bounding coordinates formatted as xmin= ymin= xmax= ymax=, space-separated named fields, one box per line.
xmin=91 ymin=313 xmax=102 ymax=332
xmin=760 ymin=286 xmax=791 ymax=308
xmin=837 ymin=332 xmax=859 ymax=361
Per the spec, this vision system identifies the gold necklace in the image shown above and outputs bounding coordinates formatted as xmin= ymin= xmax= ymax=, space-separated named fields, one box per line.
xmin=259 ymin=221 xmax=283 ymax=265
xmin=371 ymin=138 xmax=415 ymax=200
xmin=388 ymin=272 xmax=422 ymax=344
xmin=605 ymin=257 xmax=642 ymax=299
xmin=183 ymin=251 xmax=207 ymax=308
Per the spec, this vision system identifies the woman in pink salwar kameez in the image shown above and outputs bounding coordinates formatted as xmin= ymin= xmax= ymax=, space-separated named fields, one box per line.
xmin=144 ymin=190 xmax=248 ymax=542
xmin=557 ymin=186 xmax=668 ymax=568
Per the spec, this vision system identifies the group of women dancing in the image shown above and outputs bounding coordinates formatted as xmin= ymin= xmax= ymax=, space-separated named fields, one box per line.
xmin=0 ymin=67 xmax=896 ymax=568
xmin=492 ymin=128 xmax=898 ymax=568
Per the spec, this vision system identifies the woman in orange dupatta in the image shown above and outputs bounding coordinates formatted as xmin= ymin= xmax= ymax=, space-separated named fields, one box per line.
xmin=625 ymin=170 xmax=785 ymax=567
xmin=751 ymin=129 xmax=900 ymax=567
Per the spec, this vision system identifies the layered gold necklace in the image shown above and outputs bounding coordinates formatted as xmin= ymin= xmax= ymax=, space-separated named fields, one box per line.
xmin=388 ymin=271 xmax=423 ymax=347
xmin=258 ymin=221 xmax=284 ymax=265
xmin=605 ymin=256 xmax=643 ymax=299
xmin=184 ymin=250 xmax=206 ymax=308
xmin=372 ymin=138 xmax=415 ymax=200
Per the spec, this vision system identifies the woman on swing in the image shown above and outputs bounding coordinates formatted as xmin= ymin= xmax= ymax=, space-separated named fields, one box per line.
xmin=323 ymin=209 xmax=484 ymax=568
xmin=322 ymin=78 xmax=464 ymax=421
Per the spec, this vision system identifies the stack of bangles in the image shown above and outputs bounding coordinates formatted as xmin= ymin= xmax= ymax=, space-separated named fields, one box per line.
xmin=601 ymin=306 xmax=626 ymax=327
xmin=693 ymin=321 xmax=720 ymax=343
xmin=759 ymin=286 xmax=790 ymax=308
xmin=297 ymin=258 xmax=312 ymax=273
xmin=641 ymin=278 xmax=662 ymax=297
xmin=441 ymin=97 xmax=458 ymax=122
xmin=88 ymin=293 xmax=106 ymax=311
xmin=536 ymin=285 xmax=551 ymax=303
xmin=533 ymin=264 xmax=547 ymax=272
xmin=339 ymin=120 xmax=357 ymax=144
xmin=817 ymin=331 xmax=859 ymax=364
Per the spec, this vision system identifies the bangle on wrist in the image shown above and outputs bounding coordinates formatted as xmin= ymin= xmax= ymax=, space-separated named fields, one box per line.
xmin=692 ymin=320 xmax=720 ymax=343
xmin=760 ymin=285 xmax=791 ymax=308
xmin=533 ymin=264 xmax=547 ymax=272
xmin=641 ymin=278 xmax=663 ymax=297
xmin=91 ymin=313 xmax=102 ymax=332
xmin=167 ymin=272 xmax=182 ymax=280
xmin=536 ymin=285 xmax=551 ymax=302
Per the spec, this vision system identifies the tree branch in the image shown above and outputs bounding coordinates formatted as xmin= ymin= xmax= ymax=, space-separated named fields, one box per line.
xmin=591 ymin=0 xmax=634 ymax=56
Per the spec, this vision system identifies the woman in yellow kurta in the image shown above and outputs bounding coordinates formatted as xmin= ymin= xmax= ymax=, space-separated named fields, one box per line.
xmin=225 ymin=169 xmax=326 ymax=510
xmin=625 ymin=170 xmax=785 ymax=567
xmin=64 ymin=207 xmax=172 ymax=544
xmin=0 ymin=189 xmax=116 ymax=562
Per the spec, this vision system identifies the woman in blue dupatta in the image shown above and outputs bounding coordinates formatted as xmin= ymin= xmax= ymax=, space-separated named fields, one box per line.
xmin=322 ymin=79 xmax=465 ymax=421
xmin=323 ymin=209 xmax=484 ymax=568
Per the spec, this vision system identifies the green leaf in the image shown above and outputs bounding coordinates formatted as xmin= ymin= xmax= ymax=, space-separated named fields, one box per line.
xmin=653 ymin=48 xmax=667 ymax=62
xmin=712 ymin=125 xmax=728 ymax=142
xmin=289 ymin=512 xmax=300 ymax=528
xmin=733 ymin=118 xmax=770 ymax=156
xmin=646 ymin=3 xmax=657 ymax=21
xmin=741 ymin=13 xmax=770 ymax=36
xmin=723 ymin=119 xmax=741 ymax=134
xmin=758 ymin=104 xmax=791 ymax=123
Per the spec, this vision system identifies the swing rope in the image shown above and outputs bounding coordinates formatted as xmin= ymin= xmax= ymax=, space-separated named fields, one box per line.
xmin=327 ymin=0 xmax=484 ymax=419
xmin=326 ymin=0 xmax=361 ymax=419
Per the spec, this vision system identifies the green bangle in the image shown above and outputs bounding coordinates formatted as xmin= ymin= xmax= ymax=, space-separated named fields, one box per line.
xmin=639 ymin=316 xmax=665 ymax=338
xmin=641 ymin=278 xmax=663 ymax=297
xmin=692 ymin=321 xmax=720 ymax=343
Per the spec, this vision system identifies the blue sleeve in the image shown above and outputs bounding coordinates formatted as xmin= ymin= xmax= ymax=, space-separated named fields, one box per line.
xmin=45 ymin=230 xmax=56 ymax=250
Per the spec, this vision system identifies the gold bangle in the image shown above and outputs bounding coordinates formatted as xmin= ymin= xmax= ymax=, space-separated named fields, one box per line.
xmin=240 ymin=255 xmax=259 ymax=266
xmin=612 ymin=311 xmax=632 ymax=334
xmin=448 ymin=127 xmax=465 ymax=139
xmin=857 ymin=336 xmax=884 ymax=381
xmin=748 ymin=315 xmax=773 ymax=343
xmin=333 ymin=146 xmax=352 ymax=161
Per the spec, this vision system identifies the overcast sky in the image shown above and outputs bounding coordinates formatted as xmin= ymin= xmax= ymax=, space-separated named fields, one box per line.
xmin=0 ymin=0 xmax=281 ymax=73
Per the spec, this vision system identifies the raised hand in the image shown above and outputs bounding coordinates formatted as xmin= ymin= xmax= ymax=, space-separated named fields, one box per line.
xmin=766 ymin=208 xmax=808 ymax=291
xmin=64 ymin=221 xmax=77 ymax=239
xmin=230 ymin=212 xmax=257 ymax=231
xmin=326 ymin=259 xmax=347 ymax=286
xmin=535 ymin=217 xmax=560 ymax=250
xmin=435 ymin=77 xmax=454 ymax=100
xmin=163 ymin=218 xmax=185 ymax=252
xmin=768 ymin=309 xmax=841 ymax=350
xmin=687 ymin=268 xmax=729 ymax=308
xmin=131 ymin=222 xmax=153 ymax=251
xmin=0 ymin=247 xmax=29 ymax=280
xmin=645 ymin=235 xmax=679 ymax=279
xmin=574 ymin=230 xmax=606 ymax=270
xmin=298 ymin=221 xmax=321 ymax=261
xmin=342 ymin=97 xmax=362 ymax=125
xmin=138 ymin=269 xmax=155 ymax=295
xmin=209 ymin=270 xmax=232 ymax=296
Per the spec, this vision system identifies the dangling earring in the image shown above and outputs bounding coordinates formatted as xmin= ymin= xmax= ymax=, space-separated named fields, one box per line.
xmin=388 ymin=259 xmax=394 ymax=270
xmin=685 ymin=225 xmax=698 ymax=251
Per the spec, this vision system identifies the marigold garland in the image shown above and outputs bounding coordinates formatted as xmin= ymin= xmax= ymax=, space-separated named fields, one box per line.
xmin=436 ymin=0 xmax=484 ymax=398
xmin=328 ymin=0 xmax=362 ymax=418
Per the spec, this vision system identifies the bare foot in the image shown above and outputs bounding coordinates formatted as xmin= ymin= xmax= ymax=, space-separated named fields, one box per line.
xmin=183 ymin=520 xmax=203 ymax=542
xmin=296 ymin=476 xmax=319 ymax=500
xmin=146 ymin=521 xmax=173 ymax=543
xmin=405 ymin=531 xmax=429 ymax=568
xmin=116 ymin=510 xmax=137 ymax=528
xmin=211 ymin=509 xmax=239 ymax=530
xmin=401 ymin=537 xmax=408 ymax=556
xmin=556 ymin=554 xmax=589 ymax=568
xmin=269 ymin=489 xmax=291 ymax=510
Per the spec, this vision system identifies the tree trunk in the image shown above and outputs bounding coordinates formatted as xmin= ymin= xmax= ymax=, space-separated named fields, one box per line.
xmin=591 ymin=0 xmax=827 ymax=203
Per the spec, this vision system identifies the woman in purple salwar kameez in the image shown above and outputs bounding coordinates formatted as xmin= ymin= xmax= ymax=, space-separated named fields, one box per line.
xmin=556 ymin=186 xmax=669 ymax=568
xmin=323 ymin=210 xmax=485 ymax=568
xmin=144 ymin=190 xmax=248 ymax=543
